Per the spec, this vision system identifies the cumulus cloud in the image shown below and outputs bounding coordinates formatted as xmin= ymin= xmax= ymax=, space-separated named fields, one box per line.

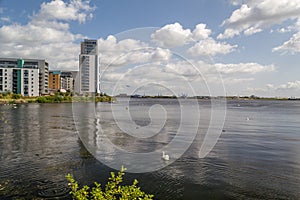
xmin=99 ymin=35 xmax=171 ymax=67
xmin=192 ymin=23 xmax=212 ymax=40
xmin=151 ymin=22 xmax=237 ymax=57
xmin=34 ymin=0 xmax=95 ymax=24
xmin=0 ymin=0 xmax=95 ymax=70
xmin=188 ymin=38 xmax=237 ymax=57
xmin=151 ymin=22 xmax=217 ymax=48
xmin=151 ymin=22 xmax=192 ymax=48
xmin=218 ymin=0 xmax=300 ymax=39
xmin=99 ymin=35 xmax=147 ymax=57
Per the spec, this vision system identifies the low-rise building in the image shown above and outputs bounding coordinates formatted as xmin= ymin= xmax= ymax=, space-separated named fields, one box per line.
xmin=49 ymin=70 xmax=75 ymax=92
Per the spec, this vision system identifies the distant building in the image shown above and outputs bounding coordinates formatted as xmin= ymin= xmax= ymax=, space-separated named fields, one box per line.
xmin=61 ymin=71 xmax=74 ymax=92
xmin=49 ymin=70 xmax=75 ymax=92
xmin=75 ymin=39 xmax=100 ymax=95
xmin=0 ymin=58 xmax=49 ymax=96
xmin=49 ymin=70 xmax=61 ymax=91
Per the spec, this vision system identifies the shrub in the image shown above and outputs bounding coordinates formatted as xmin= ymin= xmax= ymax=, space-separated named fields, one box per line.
xmin=11 ymin=94 xmax=22 ymax=99
xmin=66 ymin=166 xmax=154 ymax=200
xmin=36 ymin=96 xmax=50 ymax=103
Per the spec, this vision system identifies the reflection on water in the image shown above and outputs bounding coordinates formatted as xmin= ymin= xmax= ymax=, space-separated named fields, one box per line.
xmin=0 ymin=100 xmax=300 ymax=199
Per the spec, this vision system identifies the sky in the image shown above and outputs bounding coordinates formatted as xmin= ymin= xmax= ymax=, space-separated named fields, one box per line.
xmin=0 ymin=0 xmax=300 ymax=97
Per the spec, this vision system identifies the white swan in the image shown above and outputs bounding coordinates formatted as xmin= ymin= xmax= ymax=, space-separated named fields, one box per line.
xmin=162 ymin=151 xmax=169 ymax=161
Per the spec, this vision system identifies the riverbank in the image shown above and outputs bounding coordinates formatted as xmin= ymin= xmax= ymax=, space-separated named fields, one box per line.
xmin=0 ymin=93 xmax=115 ymax=104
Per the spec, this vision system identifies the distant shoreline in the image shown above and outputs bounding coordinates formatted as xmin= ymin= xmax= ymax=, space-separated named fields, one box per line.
xmin=116 ymin=96 xmax=300 ymax=101
xmin=0 ymin=95 xmax=299 ymax=105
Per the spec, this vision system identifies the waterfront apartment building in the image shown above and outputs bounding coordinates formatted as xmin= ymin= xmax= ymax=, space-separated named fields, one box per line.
xmin=61 ymin=71 xmax=74 ymax=92
xmin=0 ymin=58 xmax=49 ymax=96
xmin=0 ymin=59 xmax=40 ymax=96
xmin=49 ymin=70 xmax=75 ymax=92
xmin=49 ymin=70 xmax=61 ymax=91
xmin=76 ymin=39 xmax=100 ymax=95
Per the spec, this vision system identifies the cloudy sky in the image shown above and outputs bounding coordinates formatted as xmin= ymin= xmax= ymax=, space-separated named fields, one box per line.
xmin=0 ymin=0 xmax=300 ymax=97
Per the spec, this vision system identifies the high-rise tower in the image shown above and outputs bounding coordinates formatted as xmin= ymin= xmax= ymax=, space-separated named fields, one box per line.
xmin=76 ymin=39 xmax=100 ymax=95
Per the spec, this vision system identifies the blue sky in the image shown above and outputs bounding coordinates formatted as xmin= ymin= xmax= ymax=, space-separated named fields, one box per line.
xmin=1 ymin=0 xmax=300 ymax=97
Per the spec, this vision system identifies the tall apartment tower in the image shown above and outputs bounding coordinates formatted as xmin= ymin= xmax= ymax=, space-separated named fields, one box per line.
xmin=76 ymin=39 xmax=100 ymax=95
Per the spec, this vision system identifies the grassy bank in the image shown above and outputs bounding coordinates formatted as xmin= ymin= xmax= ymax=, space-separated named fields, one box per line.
xmin=0 ymin=92 xmax=115 ymax=104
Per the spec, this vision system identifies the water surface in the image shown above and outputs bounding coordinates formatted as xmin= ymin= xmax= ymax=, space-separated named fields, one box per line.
xmin=0 ymin=100 xmax=300 ymax=199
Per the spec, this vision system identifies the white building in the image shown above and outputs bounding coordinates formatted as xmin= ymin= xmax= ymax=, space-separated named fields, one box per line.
xmin=76 ymin=39 xmax=100 ymax=95
xmin=61 ymin=71 xmax=74 ymax=92
xmin=0 ymin=59 xmax=39 ymax=96
xmin=0 ymin=58 xmax=49 ymax=96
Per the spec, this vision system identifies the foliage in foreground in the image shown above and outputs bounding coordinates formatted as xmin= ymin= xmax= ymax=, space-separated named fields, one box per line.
xmin=66 ymin=166 xmax=154 ymax=200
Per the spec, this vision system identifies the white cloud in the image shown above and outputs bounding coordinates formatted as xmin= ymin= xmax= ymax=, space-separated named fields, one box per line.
xmin=244 ymin=27 xmax=262 ymax=35
xmin=0 ymin=22 xmax=82 ymax=45
xmin=245 ymin=81 xmax=300 ymax=97
xmin=101 ymin=62 xmax=214 ymax=96
xmin=151 ymin=22 xmax=238 ymax=57
xmin=1 ymin=17 xmax=11 ymax=23
xmin=151 ymin=22 xmax=192 ymax=48
xmin=99 ymin=35 xmax=171 ymax=67
xmin=34 ymin=0 xmax=95 ymax=24
xmin=230 ymin=0 xmax=244 ymax=6
xmin=276 ymin=25 xmax=295 ymax=33
xmin=214 ymin=62 xmax=275 ymax=74
xmin=278 ymin=81 xmax=300 ymax=90
xmin=192 ymin=23 xmax=212 ymax=40
xmin=217 ymin=28 xmax=240 ymax=39
xmin=219 ymin=0 xmax=300 ymax=39
xmin=151 ymin=22 xmax=215 ymax=48
xmin=224 ymin=77 xmax=254 ymax=84
xmin=151 ymin=47 xmax=172 ymax=61
xmin=100 ymin=50 xmax=276 ymax=96
xmin=188 ymin=38 xmax=237 ymax=57
xmin=272 ymin=31 xmax=300 ymax=54
xmin=99 ymin=35 xmax=148 ymax=55
xmin=0 ymin=0 xmax=95 ymax=70
xmin=165 ymin=60 xmax=201 ymax=77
